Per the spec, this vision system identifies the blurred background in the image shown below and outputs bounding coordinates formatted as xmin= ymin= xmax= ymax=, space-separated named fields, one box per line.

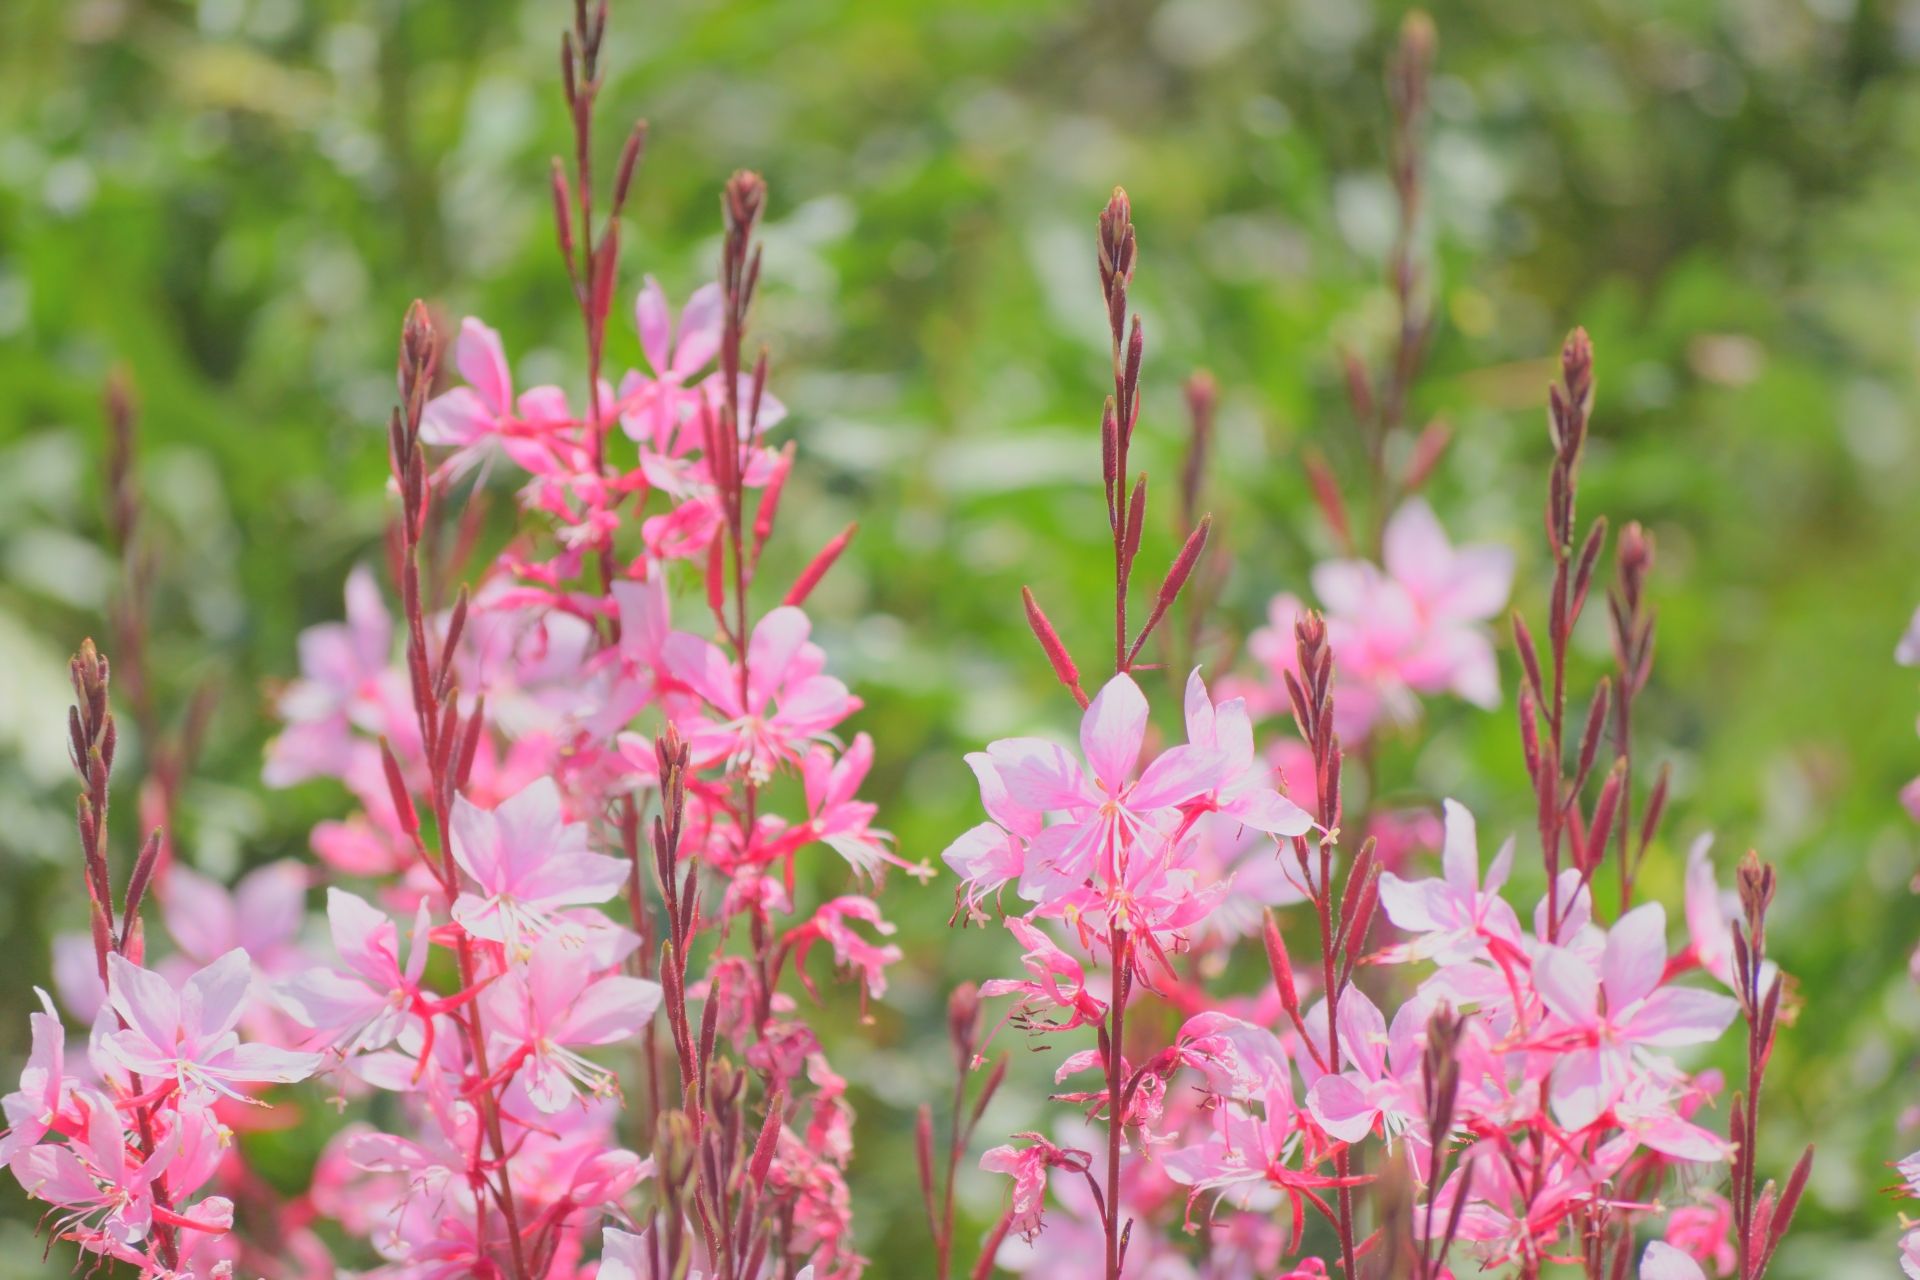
xmin=3 ymin=0 xmax=1920 ymax=1275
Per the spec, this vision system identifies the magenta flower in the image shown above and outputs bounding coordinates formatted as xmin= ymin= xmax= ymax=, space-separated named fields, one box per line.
xmin=1661 ymin=1194 xmax=1735 ymax=1277
xmin=979 ymin=1134 xmax=1092 ymax=1243
xmin=103 ymin=950 xmax=321 ymax=1106
xmin=787 ymin=895 xmax=903 ymax=1005
xmin=1529 ymin=903 xmax=1736 ymax=1130
xmin=979 ymin=916 xmax=1107 ymax=1033
xmin=481 ymin=934 xmax=662 ymax=1113
xmin=619 ymin=278 xmax=723 ymax=449
xmin=449 ymin=777 xmax=628 ymax=953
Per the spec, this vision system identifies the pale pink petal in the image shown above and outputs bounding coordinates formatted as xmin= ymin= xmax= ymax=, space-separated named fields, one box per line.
xmin=106 ymin=953 xmax=180 ymax=1054
xmin=523 ymin=1053 xmax=575 ymax=1114
xmin=1080 ymin=674 xmax=1149 ymax=792
xmin=420 ymin=386 xmax=494 ymax=446
xmin=635 ymin=277 xmax=672 ymax=374
xmin=1381 ymin=498 xmax=1451 ymax=595
xmin=986 ymin=739 xmax=1094 ymax=813
xmin=1635 ymin=1113 xmax=1731 ymax=1163
xmin=1622 ymin=988 xmax=1739 ymax=1047
xmin=1306 ymin=1073 xmax=1377 ymax=1143
xmin=235 ymin=860 xmax=308 ymax=954
xmin=274 ymin=969 xmax=383 ymax=1035
xmin=669 ymin=284 xmax=724 ymax=377
xmin=1439 ymin=799 xmax=1479 ymax=893
xmin=1437 ymin=544 xmax=1514 ymax=621
xmin=746 ymin=606 xmax=813 ymax=711
xmin=965 ymin=753 xmax=1043 ymax=839
xmin=1129 ymin=745 xmax=1225 ymax=810
xmin=214 ymin=1041 xmax=322 ymax=1085
xmin=942 ymin=823 xmax=1023 ymax=892
xmin=1603 ymin=902 xmax=1668 ymax=1012
xmin=1530 ymin=946 xmax=1599 ymax=1027
xmin=514 ymin=851 xmax=631 ymax=911
xmin=1640 ymin=1241 xmax=1707 ymax=1280
xmin=326 ymin=888 xmax=398 ymax=986
xmin=598 ymin=1226 xmax=650 ymax=1280
xmin=561 ymin=976 xmax=664 ymax=1045
xmin=455 ymin=317 xmax=512 ymax=413
xmin=1336 ymin=987 xmax=1389 ymax=1078
xmin=1376 ymin=872 xmax=1446 ymax=934
xmin=161 ymin=863 xmax=237 ymax=963
xmin=1310 ymin=560 xmax=1380 ymax=616
xmin=182 ymin=949 xmax=255 ymax=1041
xmin=1551 ymin=1044 xmax=1625 ymax=1131
xmin=1231 ymin=787 xmax=1314 ymax=836
xmin=448 ymin=793 xmax=501 ymax=888
xmin=1183 ymin=667 xmax=1214 ymax=744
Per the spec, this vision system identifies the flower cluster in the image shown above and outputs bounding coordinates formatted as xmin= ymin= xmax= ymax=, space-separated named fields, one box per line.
xmin=939 ymin=82 xmax=1808 ymax=1274
xmin=3 ymin=644 xmax=323 ymax=1277
xmin=9 ymin=6 xmax=910 ymax=1278
xmin=1245 ymin=497 xmax=1512 ymax=743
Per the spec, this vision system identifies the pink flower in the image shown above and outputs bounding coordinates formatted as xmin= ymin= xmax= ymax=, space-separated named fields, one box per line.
xmin=984 ymin=673 xmax=1224 ymax=903
xmin=449 ymin=777 xmax=629 ymax=953
xmin=265 ymin=566 xmax=413 ymax=787
xmin=944 ymin=750 xmax=1045 ymax=920
xmin=1163 ymin=1102 xmax=1361 ymax=1250
xmin=1663 ymin=1194 xmax=1735 ymax=1277
xmin=1529 ymin=903 xmax=1737 ymax=1130
xmin=795 ymin=734 xmax=928 ymax=881
xmin=979 ymin=917 xmax=1107 ymax=1033
xmin=980 ymin=1134 xmax=1092 ymax=1243
xmin=103 ymin=950 xmax=321 ymax=1106
xmin=482 ymin=934 xmax=662 ymax=1113
xmin=619 ymin=279 xmax=723 ymax=449
xmin=1375 ymin=799 xmax=1523 ymax=965
xmin=1304 ymin=988 xmax=1425 ymax=1144
xmin=0 ymin=988 xmax=67 ymax=1160
xmin=422 ymin=317 xmax=577 ymax=478
xmin=787 ymin=896 xmax=902 ymax=1006
xmin=1180 ymin=670 xmax=1313 ymax=838
xmin=665 ymin=606 xmax=861 ymax=780
xmin=9 ymin=1091 xmax=172 ymax=1249
xmin=162 ymin=858 xmax=309 ymax=978
xmin=275 ymin=888 xmax=434 ymax=1062
xmin=1253 ymin=501 xmax=1511 ymax=738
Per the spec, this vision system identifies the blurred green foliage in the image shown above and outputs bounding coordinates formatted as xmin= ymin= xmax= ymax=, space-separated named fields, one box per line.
xmin=4 ymin=0 xmax=1920 ymax=1275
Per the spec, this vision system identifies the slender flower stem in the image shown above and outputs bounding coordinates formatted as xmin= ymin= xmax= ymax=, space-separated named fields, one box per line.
xmin=1104 ymin=925 xmax=1130 ymax=1280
